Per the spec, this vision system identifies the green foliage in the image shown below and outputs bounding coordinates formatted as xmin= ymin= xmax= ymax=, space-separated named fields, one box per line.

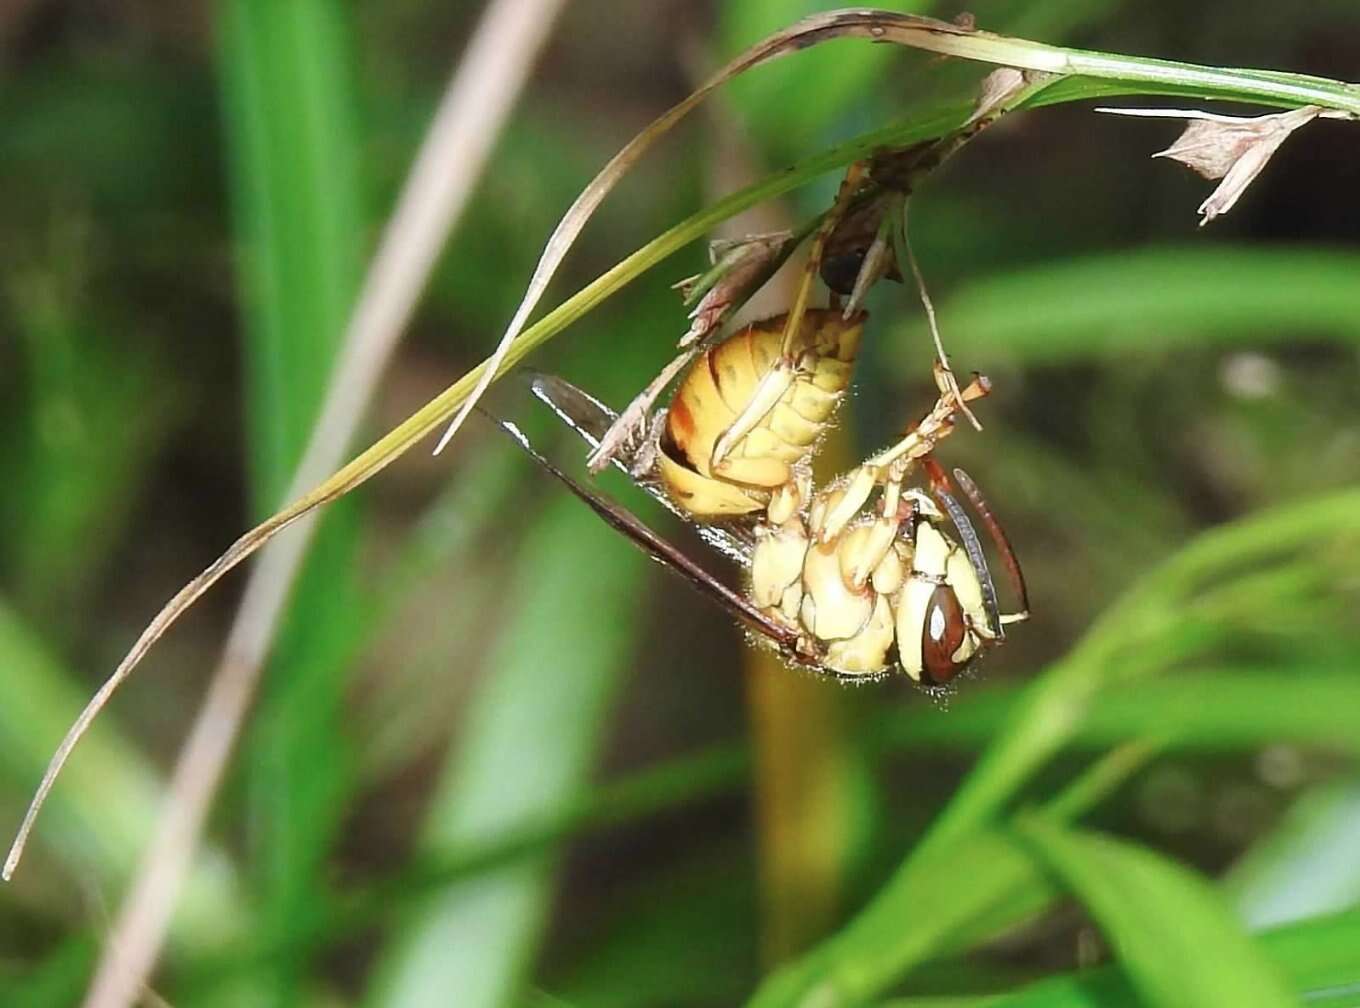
xmin=219 ymin=1 xmax=365 ymax=1002
xmin=366 ymin=496 xmax=648 ymax=1007
xmin=2 ymin=2 xmax=1359 ymax=1007
xmin=1015 ymin=819 xmax=1293 ymax=1008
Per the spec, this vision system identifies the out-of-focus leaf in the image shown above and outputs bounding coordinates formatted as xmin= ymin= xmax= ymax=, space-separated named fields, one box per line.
xmin=0 ymin=62 xmax=216 ymax=219
xmin=365 ymin=494 xmax=647 ymax=1008
xmin=750 ymin=831 xmax=1057 ymax=1008
xmin=0 ymin=934 xmax=94 ymax=1008
xmin=1015 ymin=818 xmax=1293 ymax=1008
xmin=351 ymin=443 xmax=527 ymax=782
xmin=883 ymin=671 xmax=1360 ymax=755
xmin=219 ymin=0 xmax=365 ymax=1001
xmin=893 ymin=246 xmax=1360 ymax=369
xmin=749 ymin=489 xmax=1358 ymax=1006
xmin=0 ymin=604 xmax=242 ymax=952
xmin=2 ymin=227 xmax=174 ymax=613
xmin=749 ymin=745 xmax=1154 ymax=1008
xmin=1227 ymin=778 xmax=1360 ymax=929
xmin=173 ymin=736 xmax=752 ymax=998
xmin=885 ymin=910 xmax=1360 ymax=1007
xmin=720 ymin=1 xmax=917 ymax=156
xmin=550 ymin=848 xmax=759 ymax=1008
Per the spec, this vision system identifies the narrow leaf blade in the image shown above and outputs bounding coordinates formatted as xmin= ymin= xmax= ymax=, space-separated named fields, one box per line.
xmin=1016 ymin=819 xmax=1295 ymax=1008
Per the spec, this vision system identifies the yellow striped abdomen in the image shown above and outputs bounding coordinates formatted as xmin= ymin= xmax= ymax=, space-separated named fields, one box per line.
xmin=658 ymin=309 xmax=863 ymax=517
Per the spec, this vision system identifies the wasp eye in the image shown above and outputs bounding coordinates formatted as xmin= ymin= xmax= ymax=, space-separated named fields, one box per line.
xmin=921 ymin=584 xmax=967 ymax=685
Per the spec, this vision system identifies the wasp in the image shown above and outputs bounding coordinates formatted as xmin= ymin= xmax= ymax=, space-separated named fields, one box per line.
xmin=513 ymin=356 xmax=1027 ymax=688
xmin=494 ymin=160 xmax=1029 ymax=688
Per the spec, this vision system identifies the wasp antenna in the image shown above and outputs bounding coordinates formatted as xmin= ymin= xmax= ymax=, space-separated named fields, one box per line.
xmin=931 ymin=483 xmax=1003 ymax=638
xmin=953 ymin=467 xmax=1030 ymax=619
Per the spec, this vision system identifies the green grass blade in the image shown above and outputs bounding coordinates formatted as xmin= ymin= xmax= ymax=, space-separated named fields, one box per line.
xmin=720 ymin=0 xmax=910 ymax=156
xmin=218 ymin=0 xmax=364 ymax=999
xmin=919 ymin=487 xmax=1360 ymax=861
xmin=222 ymin=0 xmax=364 ymax=512
xmin=749 ymin=831 xmax=1059 ymax=1008
xmin=891 ymin=247 xmax=1360 ymax=369
xmin=885 ymin=910 xmax=1360 ymax=1008
xmin=0 ymin=604 xmax=243 ymax=953
xmin=365 ymin=495 xmax=648 ymax=1008
xmin=882 ymin=672 xmax=1360 ymax=755
xmin=1015 ymin=818 xmax=1295 ymax=1008
xmin=1227 ymin=778 xmax=1360 ymax=929
xmin=747 ymin=744 xmax=1152 ymax=1007
xmin=748 ymin=489 xmax=1358 ymax=1006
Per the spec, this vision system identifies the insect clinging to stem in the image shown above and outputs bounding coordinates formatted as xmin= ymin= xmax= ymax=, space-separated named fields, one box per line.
xmin=0 ymin=77 xmax=1040 ymax=887
xmin=495 ymin=157 xmax=1030 ymax=688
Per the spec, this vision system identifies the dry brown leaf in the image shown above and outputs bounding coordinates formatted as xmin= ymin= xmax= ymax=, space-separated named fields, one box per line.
xmin=678 ymin=232 xmax=792 ymax=348
xmin=1099 ymin=105 xmax=1323 ymax=224
xmin=972 ymin=66 xmax=1028 ymax=122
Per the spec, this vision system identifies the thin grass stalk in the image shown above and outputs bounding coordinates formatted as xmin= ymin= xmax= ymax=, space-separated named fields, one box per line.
xmin=77 ymin=2 xmax=565 ymax=1005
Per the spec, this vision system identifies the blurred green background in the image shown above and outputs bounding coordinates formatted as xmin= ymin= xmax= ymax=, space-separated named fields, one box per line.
xmin=1 ymin=1 xmax=1359 ymax=1006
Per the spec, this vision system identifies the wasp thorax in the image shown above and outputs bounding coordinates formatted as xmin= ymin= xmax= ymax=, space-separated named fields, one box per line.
xmin=838 ymin=518 xmax=899 ymax=589
xmin=751 ymin=522 xmax=808 ymax=610
xmin=800 ymin=537 xmax=874 ymax=641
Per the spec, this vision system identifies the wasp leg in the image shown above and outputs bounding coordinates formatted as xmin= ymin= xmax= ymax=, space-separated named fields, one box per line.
xmin=891 ymin=200 xmax=982 ymax=432
xmin=708 ymin=364 xmax=799 ymax=470
xmin=809 ymin=367 xmax=991 ymax=544
xmin=526 ymin=371 xmax=756 ymax=562
xmin=710 ymin=162 xmax=869 ymax=472
xmin=776 ymin=161 xmax=868 ymax=359
xmin=865 ymin=365 xmax=991 ymax=472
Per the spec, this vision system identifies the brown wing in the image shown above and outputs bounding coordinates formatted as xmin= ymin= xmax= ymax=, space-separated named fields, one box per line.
xmin=485 ymin=408 xmax=800 ymax=653
xmin=527 ymin=372 xmax=757 ymax=564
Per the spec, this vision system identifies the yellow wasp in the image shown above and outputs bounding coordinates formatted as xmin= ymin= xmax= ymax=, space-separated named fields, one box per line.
xmin=517 ymin=358 xmax=1027 ymax=688
xmin=495 ymin=160 xmax=1029 ymax=689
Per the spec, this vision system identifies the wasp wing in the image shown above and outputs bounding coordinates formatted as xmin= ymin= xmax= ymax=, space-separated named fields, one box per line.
xmin=486 ymin=410 xmax=800 ymax=653
xmin=527 ymin=372 xmax=755 ymax=564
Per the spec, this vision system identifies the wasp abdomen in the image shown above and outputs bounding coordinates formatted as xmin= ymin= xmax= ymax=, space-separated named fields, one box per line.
xmin=657 ymin=309 xmax=863 ymax=518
